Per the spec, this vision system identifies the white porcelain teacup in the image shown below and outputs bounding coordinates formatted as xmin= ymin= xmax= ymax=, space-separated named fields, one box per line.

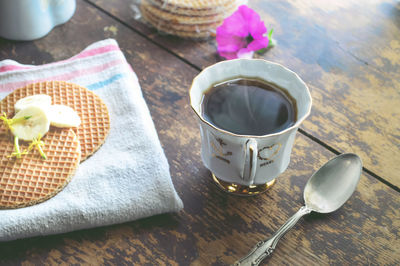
xmin=190 ymin=59 xmax=312 ymax=195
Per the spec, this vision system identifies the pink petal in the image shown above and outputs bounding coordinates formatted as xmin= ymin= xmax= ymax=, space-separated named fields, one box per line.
xmin=218 ymin=43 xmax=240 ymax=53
xmin=216 ymin=5 xmax=269 ymax=60
xmin=237 ymin=5 xmax=267 ymax=38
xmin=217 ymin=8 xmax=248 ymax=37
xmin=217 ymin=35 xmax=246 ymax=52
xmin=247 ymin=37 xmax=269 ymax=51
xmin=250 ymin=22 xmax=267 ymax=39
xmin=219 ymin=51 xmax=239 ymax=60
xmin=237 ymin=48 xmax=254 ymax=59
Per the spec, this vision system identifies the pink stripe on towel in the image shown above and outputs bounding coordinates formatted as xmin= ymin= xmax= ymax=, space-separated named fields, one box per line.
xmin=0 ymin=44 xmax=120 ymax=73
xmin=0 ymin=58 xmax=127 ymax=92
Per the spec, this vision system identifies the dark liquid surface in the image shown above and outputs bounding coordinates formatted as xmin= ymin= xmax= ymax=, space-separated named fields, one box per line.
xmin=201 ymin=78 xmax=297 ymax=135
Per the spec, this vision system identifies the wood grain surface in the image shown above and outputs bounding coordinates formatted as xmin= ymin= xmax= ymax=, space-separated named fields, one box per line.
xmin=89 ymin=0 xmax=400 ymax=188
xmin=0 ymin=0 xmax=399 ymax=265
xmin=1 ymin=133 xmax=400 ymax=265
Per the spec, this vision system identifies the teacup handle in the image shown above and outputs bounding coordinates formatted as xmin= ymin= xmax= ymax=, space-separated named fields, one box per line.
xmin=241 ymin=139 xmax=258 ymax=185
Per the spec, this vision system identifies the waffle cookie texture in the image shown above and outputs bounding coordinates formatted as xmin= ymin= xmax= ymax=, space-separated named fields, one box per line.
xmin=0 ymin=128 xmax=81 ymax=209
xmin=0 ymin=81 xmax=111 ymax=161
xmin=140 ymin=0 xmax=244 ymax=38
xmin=0 ymin=81 xmax=110 ymax=209
xmin=149 ymin=0 xmax=233 ymax=12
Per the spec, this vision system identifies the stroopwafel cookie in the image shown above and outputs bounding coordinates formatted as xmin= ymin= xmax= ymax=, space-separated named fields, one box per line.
xmin=141 ymin=5 xmax=220 ymax=34
xmin=142 ymin=0 xmax=238 ymax=24
xmin=0 ymin=128 xmax=81 ymax=209
xmin=0 ymin=81 xmax=110 ymax=161
xmin=147 ymin=0 xmax=236 ymax=16
xmin=141 ymin=0 xmax=244 ymax=39
xmin=141 ymin=8 xmax=215 ymax=38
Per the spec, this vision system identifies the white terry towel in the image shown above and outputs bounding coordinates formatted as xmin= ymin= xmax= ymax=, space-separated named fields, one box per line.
xmin=0 ymin=39 xmax=183 ymax=241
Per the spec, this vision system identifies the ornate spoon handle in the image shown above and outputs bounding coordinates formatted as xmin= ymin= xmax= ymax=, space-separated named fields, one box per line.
xmin=233 ymin=206 xmax=312 ymax=266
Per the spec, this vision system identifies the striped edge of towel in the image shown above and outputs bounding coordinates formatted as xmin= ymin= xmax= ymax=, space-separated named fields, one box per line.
xmin=0 ymin=39 xmax=134 ymax=94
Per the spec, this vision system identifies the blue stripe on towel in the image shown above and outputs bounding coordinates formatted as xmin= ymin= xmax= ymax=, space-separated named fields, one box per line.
xmin=87 ymin=73 xmax=125 ymax=90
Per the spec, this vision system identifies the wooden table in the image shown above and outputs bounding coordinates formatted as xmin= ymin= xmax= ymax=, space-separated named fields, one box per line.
xmin=1 ymin=0 xmax=399 ymax=264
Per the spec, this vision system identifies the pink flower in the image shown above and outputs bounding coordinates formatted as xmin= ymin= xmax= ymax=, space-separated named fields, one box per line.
xmin=216 ymin=5 xmax=269 ymax=60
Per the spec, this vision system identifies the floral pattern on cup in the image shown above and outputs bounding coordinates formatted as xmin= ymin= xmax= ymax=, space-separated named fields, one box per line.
xmin=211 ymin=136 xmax=232 ymax=164
xmin=190 ymin=59 xmax=312 ymax=188
xmin=258 ymin=143 xmax=282 ymax=167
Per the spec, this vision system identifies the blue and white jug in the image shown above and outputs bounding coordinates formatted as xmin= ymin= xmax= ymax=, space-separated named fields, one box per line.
xmin=0 ymin=0 xmax=76 ymax=41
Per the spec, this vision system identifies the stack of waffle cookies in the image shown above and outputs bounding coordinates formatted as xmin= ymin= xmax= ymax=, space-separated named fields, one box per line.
xmin=140 ymin=0 xmax=246 ymax=39
xmin=0 ymin=81 xmax=110 ymax=209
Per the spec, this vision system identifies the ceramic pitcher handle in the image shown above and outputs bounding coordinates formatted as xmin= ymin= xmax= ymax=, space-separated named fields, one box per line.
xmin=242 ymin=139 xmax=258 ymax=184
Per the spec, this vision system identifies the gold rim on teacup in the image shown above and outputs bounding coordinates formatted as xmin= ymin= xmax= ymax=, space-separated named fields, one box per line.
xmin=190 ymin=59 xmax=312 ymax=139
xmin=190 ymin=59 xmax=312 ymax=195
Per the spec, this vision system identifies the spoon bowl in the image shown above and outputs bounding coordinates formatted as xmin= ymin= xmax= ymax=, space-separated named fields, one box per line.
xmin=234 ymin=153 xmax=363 ymax=266
xmin=304 ymin=153 xmax=362 ymax=213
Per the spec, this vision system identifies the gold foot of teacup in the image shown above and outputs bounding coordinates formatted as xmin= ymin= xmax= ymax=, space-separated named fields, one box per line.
xmin=211 ymin=173 xmax=276 ymax=196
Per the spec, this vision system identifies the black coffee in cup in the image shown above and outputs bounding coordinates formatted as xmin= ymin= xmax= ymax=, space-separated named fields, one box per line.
xmin=201 ymin=78 xmax=297 ymax=136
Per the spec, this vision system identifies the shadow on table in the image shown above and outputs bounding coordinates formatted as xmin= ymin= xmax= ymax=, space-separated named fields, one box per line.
xmin=0 ymin=213 xmax=181 ymax=263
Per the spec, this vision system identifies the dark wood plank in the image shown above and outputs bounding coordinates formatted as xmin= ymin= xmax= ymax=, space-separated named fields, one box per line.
xmin=88 ymin=0 xmax=400 ymax=188
xmin=1 ymin=137 xmax=399 ymax=265
xmin=0 ymin=1 xmax=399 ymax=265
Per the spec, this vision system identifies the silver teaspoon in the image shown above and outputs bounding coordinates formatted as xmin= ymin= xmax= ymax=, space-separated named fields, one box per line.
xmin=234 ymin=153 xmax=362 ymax=266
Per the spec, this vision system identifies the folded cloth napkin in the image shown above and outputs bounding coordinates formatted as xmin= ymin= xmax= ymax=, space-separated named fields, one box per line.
xmin=0 ymin=39 xmax=183 ymax=241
